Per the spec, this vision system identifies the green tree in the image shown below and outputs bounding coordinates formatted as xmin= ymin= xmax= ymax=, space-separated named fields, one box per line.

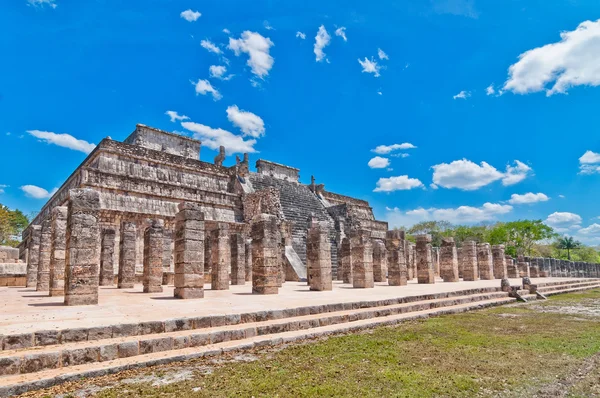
xmin=407 ymin=221 xmax=452 ymax=247
xmin=556 ymin=236 xmax=582 ymax=260
xmin=502 ymin=220 xmax=556 ymax=256
xmin=0 ymin=204 xmax=30 ymax=247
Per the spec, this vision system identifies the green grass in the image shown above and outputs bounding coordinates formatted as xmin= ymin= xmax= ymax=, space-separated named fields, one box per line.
xmin=82 ymin=289 xmax=600 ymax=397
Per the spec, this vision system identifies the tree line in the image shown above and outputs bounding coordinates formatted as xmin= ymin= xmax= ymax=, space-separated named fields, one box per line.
xmin=0 ymin=204 xmax=30 ymax=247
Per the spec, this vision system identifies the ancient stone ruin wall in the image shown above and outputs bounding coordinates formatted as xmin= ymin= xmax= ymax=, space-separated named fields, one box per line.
xmin=124 ymin=124 xmax=201 ymax=160
xmin=256 ymin=159 xmax=300 ymax=182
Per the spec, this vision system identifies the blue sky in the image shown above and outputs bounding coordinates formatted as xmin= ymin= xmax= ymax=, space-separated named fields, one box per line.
xmin=1 ymin=0 xmax=600 ymax=243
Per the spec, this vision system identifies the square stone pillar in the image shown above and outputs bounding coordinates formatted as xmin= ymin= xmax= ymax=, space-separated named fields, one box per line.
xmin=230 ymin=233 xmax=246 ymax=285
xmin=416 ymin=234 xmax=435 ymax=284
xmin=440 ymin=237 xmax=459 ymax=282
xmin=118 ymin=222 xmax=137 ymax=289
xmin=162 ymin=228 xmax=174 ymax=281
xmin=49 ymin=206 xmax=67 ymax=296
xmin=64 ymin=189 xmax=101 ymax=306
xmin=211 ymin=223 xmax=230 ymax=290
xmin=506 ymin=256 xmax=518 ymax=278
xmin=529 ymin=258 xmax=540 ymax=278
xmin=143 ymin=220 xmax=164 ymax=293
xmin=174 ymin=202 xmax=205 ymax=299
xmin=306 ymin=220 xmax=332 ymax=291
xmin=37 ymin=219 xmax=52 ymax=291
xmin=432 ymin=247 xmax=440 ymax=277
xmin=204 ymin=234 xmax=212 ymax=282
xmin=517 ymin=257 xmax=530 ymax=278
xmin=457 ymin=247 xmax=464 ymax=279
xmin=278 ymin=221 xmax=291 ymax=286
xmin=385 ymin=230 xmax=407 ymax=286
xmin=492 ymin=245 xmax=507 ymax=279
xmin=372 ymin=241 xmax=388 ymax=282
xmin=251 ymin=214 xmax=280 ymax=294
xmin=340 ymin=237 xmax=353 ymax=284
xmin=477 ymin=243 xmax=494 ymax=280
xmin=407 ymin=243 xmax=416 ymax=280
xmin=245 ymin=240 xmax=252 ymax=282
xmin=461 ymin=240 xmax=479 ymax=281
xmin=26 ymin=225 xmax=41 ymax=288
xmin=100 ymin=228 xmax=116 ymax=286
xmin=352 ymin=230 xmax=374 ymax=289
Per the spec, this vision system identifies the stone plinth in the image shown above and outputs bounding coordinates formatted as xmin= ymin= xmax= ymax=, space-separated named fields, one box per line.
xmin=372 ymin=241 xmax=387 ymax=282
xmin=174 ymin=202 xmax=205 ymax=299
xmin=118 ymin=222 xmax=137 ymax=289
xmin=211 ymin=223 xmax=230 ymax=290
xmin=491 ymin=245 xmax=507 ymax=279
xmin=100 ymin=228 xmax=116 ymax=286
xmin=440 ymin=237 xmax=459 ymax=282
xmin=506 ymin=256 xmax=518 ymax=278
xmin=461 ymin=241 xmax=479 ymax=281
xmin=230 ymin=233 xmax=246 ymax=285
xmin=340 ymin=237 xmax=352 ymax=284
xmin=26 ymin=225 xmax=41 ymax=288
xmin=37 ymin=219 xmax=52 ymax=291
xmin=49 ymin=206 xmax=67 ymax=296
xmin=416 ymin=234 xmax=435 ymax=284
xmin=143 ymin=220 xmax=164 ymax=293
xmin=64 ymin=189 xmax=101 ymax=306
xmin=251 ymin=214 xmax=281 ymax=294
xmin=477 ymin=243 xmax=494 ymax=280
xmin=244 ymin=240 xmax=252 ymax=282
xmin=385 ymin=230 xmax=407 ymax=286
xmin=529 ymin=258 xmax=540 ymax=278
xmin=517 ymin=261 xmax=530 ymax=278
xmin=351 ymin=230 xmax=374 ymax=289
xmin=306 ymin=220 xmax=332 ymax=291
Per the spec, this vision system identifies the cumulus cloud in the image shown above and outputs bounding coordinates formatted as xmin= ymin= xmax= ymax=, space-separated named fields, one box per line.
xmin=504 ymin=19 xmax=600 ymax=95
xmin=358 ymin=57 xmax=381 ymax=77
xmin=486 ymin=84 xmax=495 ymax=95
xmin=508 ymin=192 xmax=550 ymax=205
xmin=453 ymin=90 xmax=471 ymax=99
xmin=20 ymin=185 xmax=58 ymax=199
xmin=192 ymin=79 xmax=222 ymax=100
xmin=296 ymin=31 xmax=306 ymax=39
xmin=222 ymin=28 xmax=231 ymax=34
xmin=579 ymin=150 xmax=600 ymax=174
xmin=27 ymin=0 xmax=57 ymax=8
xmin=368 ymin=156 xmax=390 ymax=169
xmin=200 ymin=40 xmax=222 ymax=54
xmin=181 ymin=122 xmax=257 ymax=154
xmin=378 ymin=48 xmax=389 ymax=60
xmin=373 ymin=176 xmax=424 ymax=192
xmin=372 ymin=143 xmax=417 ymax=154
xmin=209 ymin=65 xmax=234 ymax=80
xmin=180 ymin=9 xmax=201 ymax=22
xmin=165 ymin=111 xmax=189 ymax=123
xmin=226 ymin=105 xmax=265 ymax=138
xmin=335 ymin=27 xmax=347 ymax=41
xmin=385 ymin=202 xmax=512 ymax=228
xmin=545 ymin=212 xmax=582 ymax=229
xmin=228 ymin=31 xmax=274 ymax=78
xmin=577 ymin=223 xmax=600 ymax=236
xmin=432 ymin=159 xmax=532 ymax=191
xmin=27 ymin=130 xmax=96 ymax=154
xmin=314 ymin=25 xmax=331 ymax=62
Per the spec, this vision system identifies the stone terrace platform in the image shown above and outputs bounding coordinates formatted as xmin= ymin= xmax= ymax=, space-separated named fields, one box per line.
xmin=0 ymin=277 xmax=590 ymax=336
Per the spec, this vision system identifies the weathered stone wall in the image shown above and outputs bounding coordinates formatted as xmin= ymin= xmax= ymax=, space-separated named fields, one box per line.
xmin=174 ymin=203 xmax=205 ymax=299
xmin=372 ymin=240 xmax=387 ymax=283
xmin=416 ymin=234 xmax=435 ymax=284
xmin=385 ymin=230 xmax=407 ymax=286
xmin=351 ymin=230 xmax=374 ymax=288
xmin=492 ymin=245 xmax=507 ymax=279
xmin=306 ymin=220 xmax=332 ymax=291
xmin=440 ymin=237 xmax=459 ymax=282
xmin=124 ymin=124 xmax=201 ymax=160
xmin=251 ymin=214 xmax=281 ymax=294
xmin=477 ymin=243 xmax=494 ymax=280
xmin=461 ymin=241 xmax=479 ymax=281
xmin=256 ymin=159 xmax=300 ymax=182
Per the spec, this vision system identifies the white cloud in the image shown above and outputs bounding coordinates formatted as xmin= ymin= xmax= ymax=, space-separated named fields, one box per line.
xmin=390 ymin=153 xmax=410 ymax=159
xmin=223 ymin=28 xmax=231 ymax=34
xmin=27 ymin=130 xmax=96 ymax=154
xmin=226 ymin=105 xmax=265 ymax=138
xmin=263 ymin=21 xmax=274 ymax=30
xmin=504 ymin=19 xmax=600 ymax=95
xmin=372 ymin=143 xmax=416 ymax=154
xmin=180 ymin=9 xmax=201 ymax=22
xmin=508 ymin=192 xmax=550 ymax=205
xmin=545 ymin=212 xmax=582 ymax=229
xmin=373 ymin=176 xmax=424 ymax=192
xmin=579 ymin=150 xmax=600 ymax=174
xmin=453 ymin=90 xmax=471 ymax=99
xmin=385 ymin=202 xmax=512 ymax=228
xmin=209 ymin=65 xmax=234 ymax=80
xmin=430 ymin=183 xmax=439 ymax=190
xmin=200 ymin=40 xmax=222 ymax=54
xmin=377 ymin=90 xmax=383 ymax=96
xmin=432 ymin=159 xmax=532 ymax=190
xmin=577 ymin=223 xmax=600 ymax=236
xmin=378 ymin=48 xmax=389 ymax=60
xmin=192 ymin=79 xmax=222 ymax=101
xmin=486 ymin=84 xmax=495 ymax=95
xmin=0 ymin=185 xmax=8 ymax=194
xmin=358 ymin=57 xmax=381 ymax=77
xmin=228 ymin=31 xmax=274 ymax=78
xmin=314 ymin=25 xmax=331 ymax=62
xmin=559 ymin=194 xmax=566 ymax=198
xmin=27 ymin=0 xmax=57 ymax=9
xmin=368 ymin=156 xmax=390 ymax=169
xmin=335 ymin=27 xmax=347 ymax=41
xmin=181 ymin=122 xmax=257 ymax=154
xmin=20 ymin=185 xmax=58 ymax=199
xmin=165 ymin=111 xmax=189 ymax=123
xmin=296 ymin=31 xmax=306 ymax=40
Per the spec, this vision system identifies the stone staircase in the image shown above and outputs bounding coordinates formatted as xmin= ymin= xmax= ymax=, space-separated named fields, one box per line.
xmin=248 ymin=173 xmax=339 ymax=276
xmin=2 ymin=279 xmax=599 ymax=396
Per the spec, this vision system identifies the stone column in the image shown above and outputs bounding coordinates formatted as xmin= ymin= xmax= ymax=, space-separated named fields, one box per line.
xmin=457 ymin=247 xmax=464 ymax=279
xmin=517 ymin=256 xmax=530 ymax=278
xmin=174 ymin=202 xmax=205 ymax=299
xmin=211 ymin=223 xmax=230 ymax=290
xmin=204 ymin=234 xmax=212 ymax=282
xmin=506 ymin=256 xmax=518 ymax=278
xmin=385 ymin=230 xmax=407 ymax=286
xmin=461 ymin=240 xmax=479 ymax=281
xmin=118 ymin=222 xmax=136 ymax=289
xmin=409 ymin=243 xmax=417 ymax=280
xmin=143 ymin=220 xmax=164 ymax=293
xmin=251 ymin=214 xmax=280 ymax=294
xmin=306 ymin=220 xmax=332 ymax=291
xmin=49 ymin=206 xmax=67 ymax=296
xmin=162 ymin=228 xmax=174 ymax=283
xmin=404 ymin=240 xmax=412 ymax=280
xmin=529 ymin=258 xmax=540 ymax=278
xmin=491 ymin=245 xmax=507 ymax=279
xmin=245 ymin=240 xmax=252 ymax=282
xmin=372 ymin=241 xmax=387 ymax=282
xmin=99 ymin=228 xmax=116 ymax=286
xmin=26 ymin=225 xmax=41 ymax=288
xmin=432 ymin=247 xmax=440 ymax=277
xmin=440 ymin=237 xmax=459 ymax=282
xmin=352 ymin=230 xmax=374 ymax=289
xmin=230 ymin=233 xmax=246 ymax=285
xmin=64 ymin=189 xmax=101 ymax=306
xmin=477 ymin=243 xmax=494 ymax=280
xmin=37 ymin=219 xmax=52 ymax=291
xmin=416 ymin=234 xmax=435 ymax=284
xmin=340 ymin=237 xmax=353 ymax=284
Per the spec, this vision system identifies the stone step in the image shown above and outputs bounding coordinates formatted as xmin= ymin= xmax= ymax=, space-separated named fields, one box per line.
xmin=535 ymin=280 xmax=600 ymax=293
